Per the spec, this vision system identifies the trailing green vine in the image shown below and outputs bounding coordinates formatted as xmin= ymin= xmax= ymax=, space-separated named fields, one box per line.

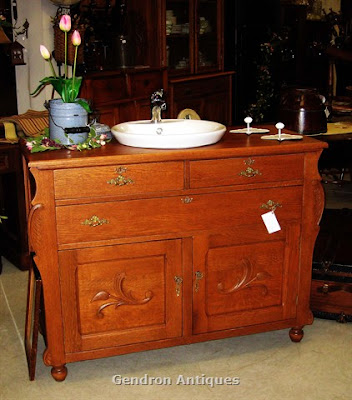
xmin=25 ymin=127 xmax=111 ymax=153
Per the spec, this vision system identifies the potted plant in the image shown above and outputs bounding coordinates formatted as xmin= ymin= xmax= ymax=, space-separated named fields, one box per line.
xmin=31 ymin=14 xmax=91 ymax=145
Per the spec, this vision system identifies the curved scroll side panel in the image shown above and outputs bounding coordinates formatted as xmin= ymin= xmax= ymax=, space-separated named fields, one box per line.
xmin=27 ymin=204 xmax=43 ymax=252
xmin=312 ymin=178 xmax=326 ymax=229
xmin=27 ymin=167 xmax=66 ymax=373
xmin=297 ymin=150 xmax=326 ymax=326
xmin=28 ymin=167 xmax=53 ymax=255
xmin=29 ymin=168 xmax=42 ymax=208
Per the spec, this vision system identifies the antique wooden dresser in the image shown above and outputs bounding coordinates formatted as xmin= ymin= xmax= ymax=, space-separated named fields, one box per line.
xmin=22 ymin=128 xmax=327 ymax=381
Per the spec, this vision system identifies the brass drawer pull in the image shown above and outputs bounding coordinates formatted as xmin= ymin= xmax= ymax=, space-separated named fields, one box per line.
xmin=174 ymin=276 xmax=183 ymax=297
xmin=81 ymin=215 xmax=109 ymax=227
xmin=181 ymin=196 xmax=193 ymax=204
xmin=317 ymin=283 xmax=352 ymax=294
xmin=107 ymin=166 xmax=134 ymax=186
xmin=322 ymin=283 xmax=329 ymax=294
xmin=239 ymin=157 xmax=262 ymax=178
xmin=260 ymin=200 xmax=282 ymax=212
xmin=194 ymin=271 xmax=204 ymax=293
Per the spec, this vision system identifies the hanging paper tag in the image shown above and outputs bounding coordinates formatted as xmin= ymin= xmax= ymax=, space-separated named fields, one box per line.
xmin=261 ymin=211 xmax=281 ymax=234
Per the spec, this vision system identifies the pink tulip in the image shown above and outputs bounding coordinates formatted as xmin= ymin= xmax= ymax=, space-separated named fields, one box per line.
xmin=39 ymin=44 xmax=57 ymax=77
xmin=71 ymin=30 xmax=81 ymax=46
xmin=59 ymin=14 xmax=71 ymax=32
xmin=40 ymin=45 xmax=51 ymax=60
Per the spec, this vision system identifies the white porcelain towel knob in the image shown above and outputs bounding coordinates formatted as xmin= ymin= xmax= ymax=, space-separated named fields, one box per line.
xmin=244 ymin=117 xmax=253 ymax=134
xmin=275 ymin=122 xmax=285 ymax=140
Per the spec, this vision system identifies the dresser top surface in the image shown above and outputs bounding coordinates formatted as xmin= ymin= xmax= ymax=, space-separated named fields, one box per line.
xmin=23 ymin=125 xmax=327 ymax=170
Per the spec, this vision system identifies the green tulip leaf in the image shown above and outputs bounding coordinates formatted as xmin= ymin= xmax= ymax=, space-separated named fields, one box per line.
xmin=30 ymin=74 xmax=90 ymax=112
xmin=75 ymin=98 xmax=92 ymax=113
xmin=30 ymin=77 xmax=57 ymax=96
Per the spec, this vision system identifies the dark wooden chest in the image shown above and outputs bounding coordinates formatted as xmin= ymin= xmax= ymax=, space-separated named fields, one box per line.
xmin=311 ymin=208 xmax=352 ymax=322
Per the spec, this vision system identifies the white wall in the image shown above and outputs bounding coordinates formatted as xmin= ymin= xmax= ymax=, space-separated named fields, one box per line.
xmin=14 ymin=0 xmax=56 ymax=113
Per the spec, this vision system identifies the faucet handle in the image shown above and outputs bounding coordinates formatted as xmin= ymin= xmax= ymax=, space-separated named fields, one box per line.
xmin=151 ymin=89 xmax=165 ymax=104
xmin=150 ymin=89 xmax=166 ymax=123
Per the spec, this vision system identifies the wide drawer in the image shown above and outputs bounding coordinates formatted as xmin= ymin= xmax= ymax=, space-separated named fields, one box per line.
xmin=54 ymin=161 xmax=185 ymax=199
xmin=85 ymin=76 xmax=128 ymax=105
xmin=56 ymin=186 xmax=303 ymax=245
xmin=310 ymin=279 xmax=352 ymax=315
xmin=172 ymin=76 xmax=228 ymax=98
xmin=189 ymin=154 xmax=304 ymax=189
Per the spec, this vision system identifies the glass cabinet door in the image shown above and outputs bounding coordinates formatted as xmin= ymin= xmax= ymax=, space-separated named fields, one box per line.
xmin=196 ymin=0 xmax=221 ymax=73
xmin=166 ymin=0 xmax=192 ymax=75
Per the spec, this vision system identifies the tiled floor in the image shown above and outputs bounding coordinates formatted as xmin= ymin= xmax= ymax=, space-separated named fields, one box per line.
xmin=0 ymin=256 xmax=351 ymax=400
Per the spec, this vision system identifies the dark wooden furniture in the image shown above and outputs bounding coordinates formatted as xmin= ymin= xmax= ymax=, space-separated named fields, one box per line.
xmin=23 ymin=127 xmax=326 ymax=381
xmin=78 ymin=0 xmax=233 ymax=126
xmin=310 ymin=132 xmax=352 ymax=322
xmin=165 ymin=0 xmax=224 ymax=76
xmin=80 ymin=68 xmax=168 ymax=127
xmin=311 ymin=208 xmax=352 ymax=323
xmin=169 ymin=71 xmax=233 ymax=124
xmin=316 ymin=132 xmax=352 ymax=169
xmin=0 ymin=143 xmax=29 ymax=271
xmin=25 ymin=262 xmax=43 ymax=380
xmin=0 ymin=0 xmax=18 ymax=117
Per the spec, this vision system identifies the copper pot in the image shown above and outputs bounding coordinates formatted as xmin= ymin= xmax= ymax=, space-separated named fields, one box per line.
xmin=279 ymin=88 xmax=327 ymax=134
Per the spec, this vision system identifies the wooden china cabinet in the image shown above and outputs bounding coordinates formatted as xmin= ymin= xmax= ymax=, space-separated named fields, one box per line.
xmin=79 ymin=0 xmax=233 ymax=126
xmin=165 ymin=0 xmax=233 ymax=124
xmin=23 ymin=127 xmax=326 ymax=381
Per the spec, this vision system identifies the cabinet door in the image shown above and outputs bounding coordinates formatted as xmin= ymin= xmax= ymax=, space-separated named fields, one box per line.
xmin=172 ymin=90 xmax=230 ymax=124
xmin=59 ymin=240 xmax=183 ymax=353
xmin=195 ymin=0 xmax=223 ymax=73
xmin=170 ymin=74 xmax=232 ymax=124
xmin=95 ymin=106 xmax=117 ymax=127
xmin=192 ymin=224 xmax=300 ymax=334
xmin=166 ymin=0 xmax=193 ymax=74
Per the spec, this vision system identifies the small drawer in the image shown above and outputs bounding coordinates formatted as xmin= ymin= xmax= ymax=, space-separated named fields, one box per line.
xmin=54 ymin=161 xmax=185 ymax=200
xmin=88 ymin=76 xmax=128 ymax=105
xmin=56 ymin=186 xmax=302 ymax=245
xmin=130 ymin=72 xmax=163 ymax=98
xmin=189 ymin=154 xmax=304 ymax=189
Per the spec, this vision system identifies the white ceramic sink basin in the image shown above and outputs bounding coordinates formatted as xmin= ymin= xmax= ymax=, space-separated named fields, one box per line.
xmin=111 ymin=119 xmax=226 ymax=149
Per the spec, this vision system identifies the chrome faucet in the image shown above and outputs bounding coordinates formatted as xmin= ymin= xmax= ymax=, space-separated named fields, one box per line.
xmin=150 ymin=89 xmax=166 ymax=123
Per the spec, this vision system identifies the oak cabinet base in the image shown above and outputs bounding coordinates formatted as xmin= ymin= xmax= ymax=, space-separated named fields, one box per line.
xmin=24 ymin=128 xmax=326 ymax=380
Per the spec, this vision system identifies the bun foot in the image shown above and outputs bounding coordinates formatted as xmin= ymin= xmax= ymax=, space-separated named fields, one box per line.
xmin=289 ymin=326 xmax=304 ymax=342
xmin=51 ymin=365 xmax=67 ymax=381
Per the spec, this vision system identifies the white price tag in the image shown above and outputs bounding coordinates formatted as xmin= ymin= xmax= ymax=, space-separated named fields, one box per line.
xmin=261 ymin=211 xmax=281 ymax=234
